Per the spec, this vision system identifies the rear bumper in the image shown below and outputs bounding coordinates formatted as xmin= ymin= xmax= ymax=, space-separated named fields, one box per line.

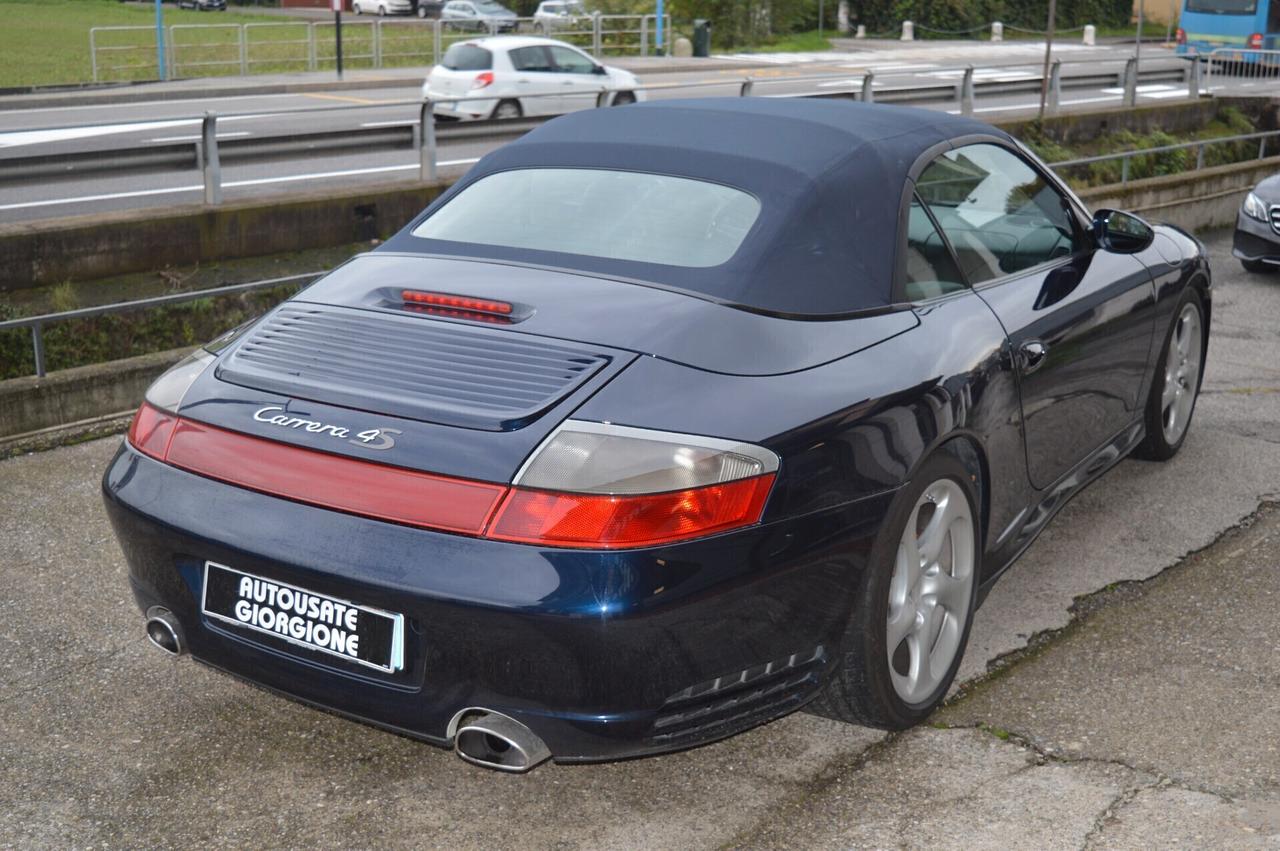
xmin=1233 ymin=212 xmax=1280 ymax=263
xmin=103 ymin=442 xmax=892 ymax=762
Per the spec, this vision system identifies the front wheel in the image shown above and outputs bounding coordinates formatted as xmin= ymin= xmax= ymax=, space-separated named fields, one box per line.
xmin=612 ymin=91 xmax=636 ymax=106
xmin=1133 ymin=288 xmax=1206 ymax=461
xmin=812 ymin=452 xmax=980 ymax=730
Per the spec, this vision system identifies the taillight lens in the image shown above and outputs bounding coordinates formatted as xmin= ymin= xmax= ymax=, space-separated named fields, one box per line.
xmin=491 ymin=420 xmax=780 ymax=548
xmin=1175 ymin=28 xmax=1186 ymax=45
xmin=127 ymin=349 xmax=216 ymax=459
xmin=473 ymin=71 xmax=495 ymax=89
xmin=1248 ymin=32 xmax=1263 ymax=49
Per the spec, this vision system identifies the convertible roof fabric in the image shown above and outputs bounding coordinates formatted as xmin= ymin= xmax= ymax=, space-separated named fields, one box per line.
xmin=386 ymin=98 xmax=1010 ymax=316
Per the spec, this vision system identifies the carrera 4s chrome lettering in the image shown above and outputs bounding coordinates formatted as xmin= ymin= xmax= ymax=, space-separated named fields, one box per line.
xmin=252 ymin=406 xmax=401 ymax=450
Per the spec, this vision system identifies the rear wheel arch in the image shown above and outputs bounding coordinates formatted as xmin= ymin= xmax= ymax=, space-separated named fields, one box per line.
xmin=934 ymin=434 xmax=990 ymax=559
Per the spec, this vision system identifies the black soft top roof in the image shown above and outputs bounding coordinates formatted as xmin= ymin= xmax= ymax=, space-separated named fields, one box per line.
xmin=384 ymin=98 xmax=1010 ymax=316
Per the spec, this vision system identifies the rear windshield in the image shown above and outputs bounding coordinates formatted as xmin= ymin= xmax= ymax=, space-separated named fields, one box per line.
xmin=412 ymin=168 xmax=761 ymax=268
xmin=441 ymin=43 xmax=492 ymax=71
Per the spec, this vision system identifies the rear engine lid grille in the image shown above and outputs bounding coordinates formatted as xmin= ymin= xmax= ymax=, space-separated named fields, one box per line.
xmin=217 ymin=303 xmax=611 ymax=431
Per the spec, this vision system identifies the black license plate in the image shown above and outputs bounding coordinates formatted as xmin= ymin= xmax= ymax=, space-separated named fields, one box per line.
xmin=201 ymin=562 xmax=404 ymax=673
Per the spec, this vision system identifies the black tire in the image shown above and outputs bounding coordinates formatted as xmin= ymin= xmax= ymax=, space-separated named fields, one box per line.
xmin=1241 ymin=258 xmax=1271 ymax=273
xmin=811 ymin=452 xmax=980 ymax=730
xmin=1132 ymin=287 xmax=1207 ymax=461
xmin=612 ymin=91 xmax=636 ymax=106
xmin=491 ymin=99 xmax=522 ymax=120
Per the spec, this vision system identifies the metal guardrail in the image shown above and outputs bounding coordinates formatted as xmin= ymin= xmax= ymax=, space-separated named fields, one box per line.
xmin=0 ymin=273 xmax=320 ymax=378
xmin=90 ymin=15 xmax=673 ymax=82
xmin=1 ymin=55 xmax=1206 ymax=200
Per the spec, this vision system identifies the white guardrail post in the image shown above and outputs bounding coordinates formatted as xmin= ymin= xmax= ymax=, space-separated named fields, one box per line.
xmin=89 ymin=28 xmax=100 ymax=83
xmin=592 ymin=12 xmax=602 ymax=58
xmin=740 ymin=76 xmax=754 ymax=96
xmin=419 ymin=100 xmax=437 ymax=183
xmin=640 ymin=15 xmax=648 ymax=56
xmin=1048 ymin=57 xmax=1062 ymax=114
xmin=960 ymin=65 xmax=975 ymax=115
xmin=861 ymin=71 xmax=874 ymax=102
xmin=1122 ymin=57 xmax=1138 ymax=107
xmin=991 ymin=21 xmax=1003 ymax=42
xmin=1188 ymin=53 xmax=1202 ymax=98
xmin=202 ymin=111 xmax=222 ymax=205
xmin=239 ymin=26 xmax=248 ymax=75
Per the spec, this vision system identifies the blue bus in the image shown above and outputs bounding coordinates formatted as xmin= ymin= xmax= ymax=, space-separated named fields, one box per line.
xmin=1177 ymin=0 xmax=1280 ymax=54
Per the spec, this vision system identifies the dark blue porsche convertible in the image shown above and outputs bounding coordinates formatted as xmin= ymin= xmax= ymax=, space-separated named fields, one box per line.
xmin=104 ymin=99 xmax=1211 ymax=771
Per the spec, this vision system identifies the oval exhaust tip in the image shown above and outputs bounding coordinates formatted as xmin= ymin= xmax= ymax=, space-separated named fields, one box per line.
xmin=145 ymin=609 xmax=185 ymax=657
xmin=454 ymin=711 xmax=551 ymax=773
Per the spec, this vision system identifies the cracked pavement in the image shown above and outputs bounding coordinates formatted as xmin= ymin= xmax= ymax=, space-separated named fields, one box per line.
xmin=1 ymin=229 xmax=1279 ymax=848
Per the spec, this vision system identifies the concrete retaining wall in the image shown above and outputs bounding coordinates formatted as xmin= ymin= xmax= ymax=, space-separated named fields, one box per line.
xmin=0 ymin=181 xmax=447 ymax=292
xmin=0 ymin=347 xmax=191 ymax=447
xmin=1079 ymin=155 xmax=1280 ymax=231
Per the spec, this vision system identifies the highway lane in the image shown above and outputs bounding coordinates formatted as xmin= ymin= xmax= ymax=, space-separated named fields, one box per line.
xmin=0 ymin=44 xmax=1217 ymax=223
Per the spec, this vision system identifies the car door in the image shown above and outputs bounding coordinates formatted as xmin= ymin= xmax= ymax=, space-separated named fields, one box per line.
xmin=506 ymin=45 xmax=562 ymax=115
xmin=917 ymin=142 xmax=1158 ymax=490
xmin=547 ymin=44 xmax=604 ymax=112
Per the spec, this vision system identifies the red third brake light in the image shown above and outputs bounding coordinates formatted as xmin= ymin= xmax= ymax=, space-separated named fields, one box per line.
xmin=402 ymin=290 xmax=513 ymax=316
xmin=486 ymin=475 xmax=776 ymax=549
xmin=473 ymin=71 xmax=495 ymax=89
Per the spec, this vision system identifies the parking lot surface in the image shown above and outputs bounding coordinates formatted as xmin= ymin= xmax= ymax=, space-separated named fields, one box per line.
xmin=1 ymin=229 xmax=1278 ymax=848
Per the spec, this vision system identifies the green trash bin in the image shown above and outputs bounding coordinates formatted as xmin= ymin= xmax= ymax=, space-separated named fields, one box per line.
xmin=693 ymin=19 xmax=712 ymax=57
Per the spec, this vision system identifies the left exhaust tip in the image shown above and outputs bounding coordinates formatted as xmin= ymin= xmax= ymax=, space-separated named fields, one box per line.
xmin=144 ymin=608 xmax=185 ymax=657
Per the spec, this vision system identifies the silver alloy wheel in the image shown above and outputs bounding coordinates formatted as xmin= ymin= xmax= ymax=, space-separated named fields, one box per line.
xmin=494 ymin=101 xmax=521 ymax=119
xmin=886 ymin=478 xmax=975 ymax=704
xmin=1161 ymin=302 xmax=1203 ymax=445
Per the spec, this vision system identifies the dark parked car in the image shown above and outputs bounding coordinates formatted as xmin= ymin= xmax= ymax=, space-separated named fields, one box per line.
xmin=104 ymin=99 xmax=1211 ymax=772
xmin=1233 ymin=175 xmax=1280 ymax=272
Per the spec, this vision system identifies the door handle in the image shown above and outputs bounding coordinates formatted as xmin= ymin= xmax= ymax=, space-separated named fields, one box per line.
xmin=1020 ymin=340 xmax=1048 ymax=373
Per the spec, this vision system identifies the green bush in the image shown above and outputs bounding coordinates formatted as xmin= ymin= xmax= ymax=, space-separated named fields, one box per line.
xmin=0 ymin=285 xmax=302 ymax=381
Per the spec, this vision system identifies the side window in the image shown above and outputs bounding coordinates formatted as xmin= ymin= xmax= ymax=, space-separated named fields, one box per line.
xmin=548 ymin=45 xmax=597 ymax=74
xmin=904 ymin=196 xmax=967 ymax=301
xmin=917 ymin=143 xmax=1081 ymax=285
xmin=509 ymin=46 xmax=552 ymax=72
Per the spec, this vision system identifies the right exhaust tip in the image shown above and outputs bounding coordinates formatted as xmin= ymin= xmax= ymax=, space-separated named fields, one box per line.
xmin=454 ymin=711 xmax=551 ymax=773
xmin=144 ymin=608 xmax=185 ymax=657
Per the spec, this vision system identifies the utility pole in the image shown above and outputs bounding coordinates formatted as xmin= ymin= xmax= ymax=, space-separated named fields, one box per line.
xmin=1135 ymin=0 xmax=1144 ymax=72
xmin=819 ymin=0 xmax=824 ymax=39
xmin=333 ymin=0 xmax=345 ymax=80
xmin=1038 ymin=0 xmax=1056 ymax=119
xmin=154 ymin=0 xmax=166 ymax=81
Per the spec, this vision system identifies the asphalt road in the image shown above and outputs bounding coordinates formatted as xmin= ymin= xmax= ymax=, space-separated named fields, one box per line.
xmin=0 ymin=40 xmax=1232 ymax=224
xmin=1 ymin=229 xmax=1278 ymax=847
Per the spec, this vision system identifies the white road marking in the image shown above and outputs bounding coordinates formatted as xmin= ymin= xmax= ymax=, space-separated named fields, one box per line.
xmin=0 ymin=158 xmax=481 ymax=212
xmin=149 ymin=131 xmax=252 ymax=143
xmin=0 ymin=113 xmax=270 ymax=149
xmin=360 ymin=120 xmax=416 ymax=127
xmin=0 ymin=89 xmax=394 ymax=117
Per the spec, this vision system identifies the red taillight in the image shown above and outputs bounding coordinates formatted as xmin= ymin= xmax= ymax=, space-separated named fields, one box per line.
xmin=1248 ymin=32 xmax=1263 ymax=49
xmin=128 ymin=403 xmax=178 ymax=461
xmin=473 ymin=71 xmax=495 ymax=89
xmin=1175 ymin=27 xmax=1186 ymax=45
xmin=126 ymin=407 xmax=776 ymax=548
xmin=128 ymin=407 xmax=507 ymax=535
xmin=402 ymin=290 xmax=512 ymax=316
xmin=486 ymin=475 xmax=776 ymax=549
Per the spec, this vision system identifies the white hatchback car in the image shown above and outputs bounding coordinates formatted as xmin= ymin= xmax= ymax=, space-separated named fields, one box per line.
xmin=422 ymin=37 xmax=644 ymax=121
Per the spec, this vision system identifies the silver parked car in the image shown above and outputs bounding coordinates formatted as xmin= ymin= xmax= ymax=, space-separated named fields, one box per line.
xmin=440 ymin=0 xmax=519 ymax=32
xmin=533 ymin=0 xmax=590 ymax=33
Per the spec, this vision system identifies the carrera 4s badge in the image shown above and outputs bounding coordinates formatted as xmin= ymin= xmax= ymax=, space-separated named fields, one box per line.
xmin=253 ymin=406 xmax=401 ymax=450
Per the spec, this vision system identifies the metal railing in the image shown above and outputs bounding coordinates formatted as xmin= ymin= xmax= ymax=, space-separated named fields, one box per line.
xmin=1 ymin=274 xmax=321 ymax=378
xmin=1048 ymin=128 xmax=1280 ymax=185
xmin=89 ymin=16 xmax=672 ymax=82
xmin=2 ymin=55 xmax=1216 ymax=205
xmin=1201 ymin=47 xmax=1280 ymax=92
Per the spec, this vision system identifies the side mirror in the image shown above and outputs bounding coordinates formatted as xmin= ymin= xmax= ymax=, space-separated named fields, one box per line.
xmin=1092 ymin=209 xmax=1154 ymax=254
xmin=592 ymin=64 xmax=607 ymax=75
